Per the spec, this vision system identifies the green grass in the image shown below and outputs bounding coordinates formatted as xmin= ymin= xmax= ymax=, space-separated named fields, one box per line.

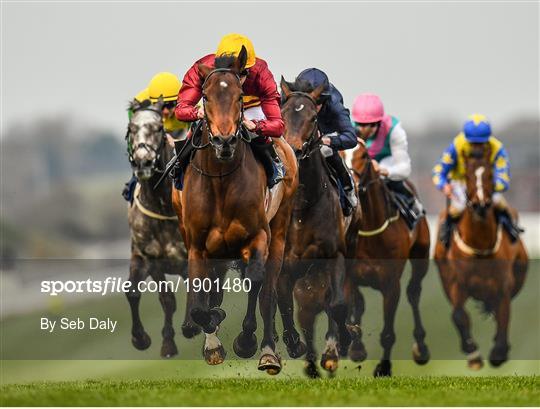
xmin=2 ymin=376 xmax=539 ymax=406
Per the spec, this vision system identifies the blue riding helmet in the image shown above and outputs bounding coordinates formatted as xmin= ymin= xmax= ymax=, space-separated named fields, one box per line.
xmin=295 ymin=68 xmax=332 ymax=102
xmin=463 ymin=114 xmax=492 ymax=143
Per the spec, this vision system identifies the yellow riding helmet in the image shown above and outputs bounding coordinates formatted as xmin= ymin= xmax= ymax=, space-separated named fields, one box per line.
xmin=148 ymin=72 xmax=181 ymax=103
xmin=134 ymin=87 xmax=150 ymax=103
xmin=216 ymin=33 xmax=257 ymax=68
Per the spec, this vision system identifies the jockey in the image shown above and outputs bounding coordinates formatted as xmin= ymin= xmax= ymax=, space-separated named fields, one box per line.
xmin=292 ymin=68 xmax=358 ymax=216
xmin=432 ymin=114 xmax=521 ymax=247
xmin=351 ymin=93 xmax=422 ymax=227
xmin=122 ymin=72 xmax=189 ymax=202
xmin=173 ymin=33 xmax=285 ymax=188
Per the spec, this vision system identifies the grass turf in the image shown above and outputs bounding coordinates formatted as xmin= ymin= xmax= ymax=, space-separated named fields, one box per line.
xmin=1 ymin=376 xmax=539 ymax=406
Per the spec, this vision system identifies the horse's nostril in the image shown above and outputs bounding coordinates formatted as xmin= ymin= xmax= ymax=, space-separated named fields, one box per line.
xmin=212 ymin=136 xmax=223 ymax=146
xmin=142 ymin=159 xmax=153 ymax=168
xmin=230 ymin=135 xmax=238 ymax=145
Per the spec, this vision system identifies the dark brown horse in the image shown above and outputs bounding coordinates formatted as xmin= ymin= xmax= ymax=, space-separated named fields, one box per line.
xmin=125 ymin=99 xmax=186 ymax=359
xmin=345 ymin=141 xmax=431 ymax=377
xmin=434 ymin=142 xmax=528 ymax=369
xmin=277 ymin=77 xmax=351 ymax=378
xmin=171 ymin=48 xmax=298 ymax=374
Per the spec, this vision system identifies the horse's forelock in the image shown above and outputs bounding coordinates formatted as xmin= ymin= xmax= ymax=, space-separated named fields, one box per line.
xmin=214 ymin=54 xmax=237 ymax=70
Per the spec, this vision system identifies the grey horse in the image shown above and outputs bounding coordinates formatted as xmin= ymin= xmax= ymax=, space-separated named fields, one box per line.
xmin=125 ymin=98 xmax=187 ymax=358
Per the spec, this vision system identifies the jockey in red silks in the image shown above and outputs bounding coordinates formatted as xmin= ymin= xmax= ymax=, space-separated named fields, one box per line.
xmin=173 ymin=33 xmax=285 ymax=188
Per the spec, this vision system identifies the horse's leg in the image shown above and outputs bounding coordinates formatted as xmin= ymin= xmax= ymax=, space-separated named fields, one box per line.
xmin=408 ymin=235 xmax=431 ymax=365
xmin=450 ymin=285 xmax=483 ymax=370
xmin=258 ymin=210 xmax=290 ymax=375
xmin=149 ymin=264 xmax=178 ymax=358
xmin=126 ymin=255 xmax=151 ymax=350
xmin=298 ymin=303 xmax=320 ymax=379
xmin=326 ymin=254 xmax=350 ymax=357
xmin=234 ymin=231 xmax=267 ymax=359
xmin=345 ymin=283 xmax=368 ymax=362
xmin=320 ymin=314 xmax=340 ymax=374
xmin=276 ymin=262 xmax=306 ymax=358
xmin=489 ymin=291 xmax=511 ymax=367
xmin=374 ymin=281 xmax=400 ymax=377
xmin=186 ymin=250 xmax=226 ymax=365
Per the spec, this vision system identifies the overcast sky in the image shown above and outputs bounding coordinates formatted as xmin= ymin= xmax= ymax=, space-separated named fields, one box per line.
xmin=2 ymin=1 xmax=539 ymax=136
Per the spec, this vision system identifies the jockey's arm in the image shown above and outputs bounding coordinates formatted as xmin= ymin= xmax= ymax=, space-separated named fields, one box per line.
xmin=326 ymin=100 xmax=357 ymax=151
xmin=379 ymin=123 xmax=411 ymax=181
xmin=493 ymin=146 xmax=510 ymax=192
xmin=432 ymin=141 xmax=458 ymax=190
xmin=251 ymin=66 xmax=284 ymax=138
xmin=175 ymin=62 xmax=203 ymax=123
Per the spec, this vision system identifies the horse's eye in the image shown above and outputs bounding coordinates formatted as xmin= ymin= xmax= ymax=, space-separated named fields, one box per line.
xmin=129 ymin=124 xmax=138 ymax=133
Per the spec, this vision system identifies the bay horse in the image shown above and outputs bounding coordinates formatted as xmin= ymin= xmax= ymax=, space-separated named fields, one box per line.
xmin=171 ymin=47 xmax=298 ymax=374
xmin=434 ymin=142 xmax=528 ymax=369
xmin=125 ymin=99 xmax=187 ymax=358
xmin=345 ymin=141 xmax=431 ymax=377
xmin=277 ymin=77 xmax=351 ymax=378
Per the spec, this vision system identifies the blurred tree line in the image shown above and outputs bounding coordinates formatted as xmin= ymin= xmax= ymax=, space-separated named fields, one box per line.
xmin=1 ymin=115 xmax=538 ymax=260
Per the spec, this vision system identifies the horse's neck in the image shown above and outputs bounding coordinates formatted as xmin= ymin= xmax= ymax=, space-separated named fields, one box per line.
xmin=296 ymin=152 xmax=330 ymax=211
xmin=358 ymin=166 xmax=391 ymax=228
xmin=459 ymin=208 xmax=498 ymax=250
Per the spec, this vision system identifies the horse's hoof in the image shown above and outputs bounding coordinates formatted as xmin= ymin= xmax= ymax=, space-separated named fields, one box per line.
xmin=286 ymin=340 xmax=307 ymax=359
xmin=131 ymin=332 xmax=151 ymax=350
xmin=373 ymin=361 xmax=392 ymax=377
xmin=467 ymin=351 xmax=484 ymax=371
xmin=348 ymin=342 xmax=367 ymax=362
xmin=489 ymin=348 xmax=508 ymax=367
xmin=160 ymin=339 xmax=178 ymax=358
xmin=181 ymin=323 xmax=201 ymax=339
xmin=412 ymin=342 xmax=430 ymax=365
xmin=304 ymin=360 xmax=320 ymax=379
xmin=233 ymin=332 xmax=258 ymax=358
xmin=258 ymin=353 xmax=282 ymax=375
xmin=204 ymin=344 xmax=226 ymax=365
xmin=320 ymin=353 xmax=339 ymax=373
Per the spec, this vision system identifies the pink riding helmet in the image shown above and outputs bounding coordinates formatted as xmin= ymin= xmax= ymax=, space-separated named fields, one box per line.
xmin=352 ymin=93 xmax=385 ymax=123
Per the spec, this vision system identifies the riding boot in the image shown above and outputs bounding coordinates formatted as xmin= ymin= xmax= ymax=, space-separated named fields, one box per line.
xmin=440 ymin=213 xmax=459 ymax=248
xmin=386 ymin=180 xmax=424 ymax=227
xmin=122 ymin=174 xmax=138 ymax=204
xmin=170 ymin=123 xmax=200 ymax=190
xmin=326 ymin=152 xmax=357 ymax=216
xmin=250 ymin=139 xmax=285 ymax=188
xmin=495 ymin=208 xmax=523 ymax=243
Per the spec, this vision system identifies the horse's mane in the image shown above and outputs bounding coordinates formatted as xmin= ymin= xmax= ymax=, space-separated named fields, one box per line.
xmin=214 ymin=54 xmax=237 ymax=70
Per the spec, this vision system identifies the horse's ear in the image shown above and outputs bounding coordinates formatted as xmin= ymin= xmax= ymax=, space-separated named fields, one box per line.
xmin=155 ymin=96 xmax=164 ymax=111
xmin=198 ymin=63 xmax=213 ymax=79
xmin=310 ymin=83 xmax=326 ymax=102
xmin=131 ymin=99 xmax=141 ymax=112
xmin=280 ymin=76 xmax=293 ymax=99
xmin=235 ymin=45 xmax=248 ymax=73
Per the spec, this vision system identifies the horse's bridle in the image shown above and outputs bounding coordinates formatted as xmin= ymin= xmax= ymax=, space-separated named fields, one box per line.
xmin=196 ymin=68 xmax=246 ymax=151
xmin=283 ymin=91 xmax=322 ymax=160
xmin=126 ymin=106 xmax=166 ymax=173
xmin=353 ymin=156 xmax=380 ymax=195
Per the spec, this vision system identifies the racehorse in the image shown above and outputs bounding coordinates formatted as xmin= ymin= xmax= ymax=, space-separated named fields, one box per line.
xmin=171 ymin=47 xmax=298 ymax=374
xmin=434 ymin=142 xmax=528 ymax=369
xmin=277 ymin=77 xmax=351 ymax=378
xmin=125 ymin=98 xmax=187 ymax=358
xmin=345 ymin=141 xmax=431 ymax=377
